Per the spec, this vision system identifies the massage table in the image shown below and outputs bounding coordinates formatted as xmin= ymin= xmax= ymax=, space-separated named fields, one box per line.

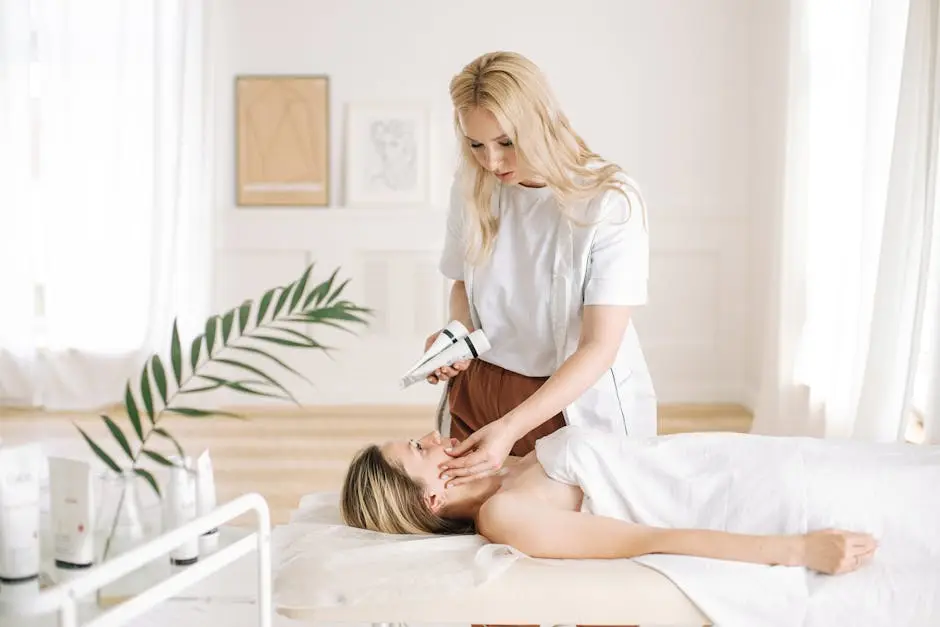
xmin=273 ymin=390 xmax=710 ymax=626
xmin=275 ymin=534 xmax=711 ymax=626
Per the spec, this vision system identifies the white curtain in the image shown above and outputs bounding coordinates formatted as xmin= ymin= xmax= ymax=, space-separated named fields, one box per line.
xmin=753 ymin=0 xmax=940 ymax=442
xmin=0 ymin=0 xmax=213 ymax=410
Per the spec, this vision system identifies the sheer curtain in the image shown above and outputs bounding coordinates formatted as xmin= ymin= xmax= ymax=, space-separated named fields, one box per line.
xmin=753 ymin=0 xmax=940 ymax=442
xmin=0 ymin=0 xmax=213 ymax=410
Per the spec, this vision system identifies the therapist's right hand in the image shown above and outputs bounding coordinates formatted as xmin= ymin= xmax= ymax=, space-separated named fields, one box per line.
xmin=423 ymin=330 xmax=471 ymax=385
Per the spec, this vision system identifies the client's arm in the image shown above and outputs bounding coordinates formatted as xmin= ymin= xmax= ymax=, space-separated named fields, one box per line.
xmin=477 ymin=494 xmax=877 ymax=575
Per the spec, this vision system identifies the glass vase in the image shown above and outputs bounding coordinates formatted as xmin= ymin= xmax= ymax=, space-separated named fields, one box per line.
xmin=93 ymin=470 xmax=165 ymax=607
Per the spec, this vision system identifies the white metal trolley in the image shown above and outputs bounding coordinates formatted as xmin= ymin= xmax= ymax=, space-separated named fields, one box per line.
xmin=2 ymin=493 xmax=272 ymax=627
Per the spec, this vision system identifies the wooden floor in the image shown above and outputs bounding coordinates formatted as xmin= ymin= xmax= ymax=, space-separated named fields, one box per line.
xmin=0 ymin=404 xmax=752 ymax=526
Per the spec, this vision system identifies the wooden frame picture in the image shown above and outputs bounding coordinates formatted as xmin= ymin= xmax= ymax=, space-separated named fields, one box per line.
xmin=235 ymin=75 xmax=330 ymax=206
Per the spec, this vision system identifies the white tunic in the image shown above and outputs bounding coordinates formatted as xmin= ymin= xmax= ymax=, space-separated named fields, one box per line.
xmin=439 ymin=171 xmax=657 ymax=438
xmin=469 ymin=183 xmax=559 ymax=376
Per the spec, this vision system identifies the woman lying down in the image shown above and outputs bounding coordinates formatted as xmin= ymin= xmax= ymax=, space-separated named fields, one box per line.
xmin=341 ymin=424 xmax=940 ymax=625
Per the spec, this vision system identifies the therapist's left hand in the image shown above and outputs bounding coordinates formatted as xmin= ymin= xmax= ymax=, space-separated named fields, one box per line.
xmin=438 ymin=418 xmax=518 ymax=487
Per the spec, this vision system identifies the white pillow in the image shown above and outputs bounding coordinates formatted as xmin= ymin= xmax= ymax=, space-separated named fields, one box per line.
xmin=273 ymin=492 xmax=518 ymax=609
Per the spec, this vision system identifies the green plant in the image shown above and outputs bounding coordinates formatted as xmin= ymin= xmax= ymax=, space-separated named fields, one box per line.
xmin=75 ymin=263 xmax=370 ymax=560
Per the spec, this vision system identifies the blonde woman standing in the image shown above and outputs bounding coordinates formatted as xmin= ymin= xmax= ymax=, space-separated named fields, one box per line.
xmin=428 ymin=51 xmax=655 ymax=489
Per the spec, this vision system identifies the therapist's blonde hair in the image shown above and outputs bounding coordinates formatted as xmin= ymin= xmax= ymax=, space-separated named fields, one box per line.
xmin=340 ymin=444 xmax=476 ymax=536
xmin=449 ymin=50 xmax=646 ymax=263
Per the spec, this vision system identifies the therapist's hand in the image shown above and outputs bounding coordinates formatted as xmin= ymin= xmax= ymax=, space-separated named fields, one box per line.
xmin=438 ymin=418 xmax=518 ymax=487
xmin=422 ymin=330 xmax=471 ymax=385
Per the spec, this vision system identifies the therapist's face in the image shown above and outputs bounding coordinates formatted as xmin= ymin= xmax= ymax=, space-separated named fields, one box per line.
xmin=381 ymin=430 xmax=458 ymax=504
xmin=458 ymin=107 xmax=538 ymax=186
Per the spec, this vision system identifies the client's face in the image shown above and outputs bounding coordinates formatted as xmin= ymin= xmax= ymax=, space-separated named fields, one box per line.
xmin=381 ymin=430 xmax=457 ymax=495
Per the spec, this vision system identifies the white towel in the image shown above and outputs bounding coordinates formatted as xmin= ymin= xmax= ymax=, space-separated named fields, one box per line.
xmin=529 ymin=425 xmax=940 ymax=627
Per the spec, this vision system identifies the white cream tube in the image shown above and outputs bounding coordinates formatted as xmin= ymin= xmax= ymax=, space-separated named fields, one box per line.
xmin=403 ymin=319 xmax=470 ymax=376
xmin=165 ymin=458 xmax=198 ymax=566
xmin=0 ymin=444 xmax=41 ymax=585
xmin=48 ymin=457 xmax=96 ymax=572
xmin=195 ymin=449 xmax=219 ymax=554
xmin=399 ymin=329 xmax=491 ymax=389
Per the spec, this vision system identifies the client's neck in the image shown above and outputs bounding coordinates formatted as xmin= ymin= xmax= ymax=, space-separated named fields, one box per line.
xmin=440 ymin=473 xmax=505 ymax=521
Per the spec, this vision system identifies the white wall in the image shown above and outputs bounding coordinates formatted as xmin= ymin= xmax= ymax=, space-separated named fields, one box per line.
xmin=746 ymin=1 xmax=792 ymax=410
xmin=209 ymin=0 xmax=786 ymax=408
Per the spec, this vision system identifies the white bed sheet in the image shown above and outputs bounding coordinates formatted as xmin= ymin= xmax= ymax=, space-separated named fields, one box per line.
xmin=272 ymin=492 xmax=710 ymax=625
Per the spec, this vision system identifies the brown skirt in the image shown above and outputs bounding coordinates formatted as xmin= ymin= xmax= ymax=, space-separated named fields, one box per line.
xmin=447 ymin=358 xmax=567 ymax=456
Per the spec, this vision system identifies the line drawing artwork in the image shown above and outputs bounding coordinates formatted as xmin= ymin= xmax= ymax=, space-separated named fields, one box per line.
xmin=346 ymin=105 xmax=427 ymax=205
xmin=366 ymin=118 xmax=418 ymax=193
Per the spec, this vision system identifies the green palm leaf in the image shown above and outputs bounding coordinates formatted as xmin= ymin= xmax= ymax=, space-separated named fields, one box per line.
xmin=228 ymin=345 xmax=311 ymax=384
xmin=153 ymin=427 xmax=185 ymax=460
xmin=250 ymin=333 xmax=321 ymax=349
xmin=326 ymin=277 xmax=351 ymax=304
xmin=205 ymin=316 xmax=218 ymax=357
xmin=283 ymin=315 xmax=359 ymax=334
xmin=179 ymin=379 xmax=226 ymax=394
xmin=190 ymin=335 xmax=203 ymax=371
xmin=142 ymin=449 xmax=175 ymax=467
xmin=166 ymin=407 xmax=245 ymax=419
xmin=198 ymin=375 xmax=290 ymax=401
xmin=304 ymin=268 xmax=338 ymax=308
xmin=289 ymin=265 xmax=313 ymax=313
xmin=272 ymin=282 xmax=295 ymax=319
xmin=152 ymin=355 xmax=168 ymax=405
xmin=101 ymin=415 xmax=133 ymax=460
xmin=222 ymin=309 xmax=236 ymax=345
xmin=134 ymin=468 xmax=160 ymax=498
xmin=238 ymin=301 xmax=251 ymax=334
xmin=264 ymin=326 xmax=319 ymax=347
xmin=75 ymin=425 xmax=121 ymax=474
xmin=124 ymin=383 xmax=143 ymax=441
xmin=256 ymin=288 xmax=276 ymax=325
xmin=140 ymin=366 xmax=155 ymax=424
xmin=171 ymin=319 xmax=183 ymax=387
xmin=301 ymin=307 xmax=370 ymax=325
xmin=213 ymin=358 xmax=298 ymax=404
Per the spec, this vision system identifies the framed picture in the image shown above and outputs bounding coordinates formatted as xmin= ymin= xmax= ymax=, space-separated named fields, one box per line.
xmin=345 ymin=103 xmax=428 ymax=206
xmin=235 ymin=75 xmax=330 ymax=206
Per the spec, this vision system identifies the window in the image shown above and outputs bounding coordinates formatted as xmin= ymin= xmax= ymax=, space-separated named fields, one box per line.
xmin=0 ymin=0 xmax=211 ymax=409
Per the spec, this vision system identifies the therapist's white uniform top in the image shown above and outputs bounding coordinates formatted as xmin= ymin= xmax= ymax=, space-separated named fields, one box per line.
xmin=439 ymin=171 xmax=657 ymax=439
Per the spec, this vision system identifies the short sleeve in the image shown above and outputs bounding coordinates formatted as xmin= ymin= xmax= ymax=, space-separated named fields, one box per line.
xmin=583 ymin=185 xmax=649 ymax=306
xmin=439 ymin=176 xmax=466 ymax=281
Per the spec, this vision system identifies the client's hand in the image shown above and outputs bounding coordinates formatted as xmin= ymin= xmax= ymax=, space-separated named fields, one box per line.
xmin=422 ymin=330 xmax=471 ymax=385
xmin=801 ymin=529 xmax=878 ymax=575
xmin=438 ymin=418 xmax=517 ymax=487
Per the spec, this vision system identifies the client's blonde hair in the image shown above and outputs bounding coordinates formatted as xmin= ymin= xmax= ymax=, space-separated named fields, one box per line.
xmin=449 ymin=50 xmax=646 ymax=263
xmin=340 ymin=445 xmax=475 ymax=535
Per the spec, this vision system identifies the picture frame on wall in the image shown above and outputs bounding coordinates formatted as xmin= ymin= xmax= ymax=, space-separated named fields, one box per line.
xmin=344 ymin=103 xmax=429 ymax=206
xmin=235 ymin=74 xmax=330 ymax=206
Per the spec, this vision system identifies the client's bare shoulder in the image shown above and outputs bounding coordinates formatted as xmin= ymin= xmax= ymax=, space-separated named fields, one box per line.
xmin=475 ymin=453 xmax=584 ymax=538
